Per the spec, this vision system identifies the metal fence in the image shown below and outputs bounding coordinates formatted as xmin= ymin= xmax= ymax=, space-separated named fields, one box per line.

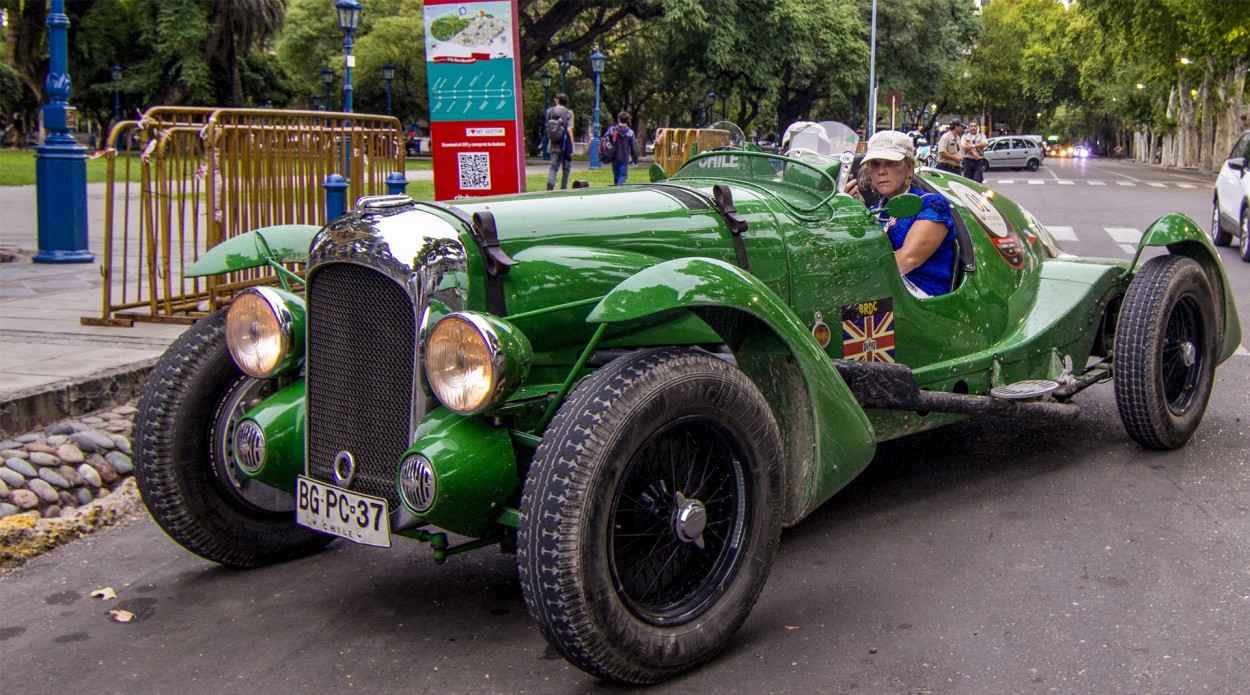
xmin=653 ymin=127 xmax=734 ymax=178
xmin=83 ymin=107 xmax=404 ymax=326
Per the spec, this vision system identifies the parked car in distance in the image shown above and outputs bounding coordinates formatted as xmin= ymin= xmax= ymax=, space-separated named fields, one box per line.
xmin=1211 ymin=128 xmax=1250 ymax=262
xmin=983 ymin=136 xmax=1045 ymax=171
xmin=1017 ymin=134 xmax=1047 ymax=157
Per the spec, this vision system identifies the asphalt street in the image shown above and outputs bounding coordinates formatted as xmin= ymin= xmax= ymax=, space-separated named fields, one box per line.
xmin=2 ymin=156 xmax=1247 ymax=694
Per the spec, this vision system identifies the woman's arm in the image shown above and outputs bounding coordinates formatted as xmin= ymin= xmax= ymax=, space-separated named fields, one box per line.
xmin=894 ymin=219 xmax=948 ymax=275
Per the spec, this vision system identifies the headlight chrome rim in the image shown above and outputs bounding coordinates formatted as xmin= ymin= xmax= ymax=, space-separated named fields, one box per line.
xmin=425 ymin=313 xmax=506 ymax=415
xmin=226 ymin=287 xmax=299 ymax=379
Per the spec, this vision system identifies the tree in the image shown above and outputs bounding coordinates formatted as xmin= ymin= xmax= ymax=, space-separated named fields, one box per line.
xmin=206 ymin=0 xmax=289 ymax=107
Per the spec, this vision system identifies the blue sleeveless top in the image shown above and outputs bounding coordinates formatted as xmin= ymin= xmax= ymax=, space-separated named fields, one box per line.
xmin=871 ymin=185 xmax=957 ymax=296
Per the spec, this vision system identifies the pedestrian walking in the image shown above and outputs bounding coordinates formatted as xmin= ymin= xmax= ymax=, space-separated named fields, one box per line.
xmin=935 ymin=118 xmax=965 ymax=175
xmin=545 ymin=93 xmax=574 ymax=190
xmin=601 ymin=111 xmax=640 ymax=185
xmin=960 ymin=121 xmax=988 ymax=182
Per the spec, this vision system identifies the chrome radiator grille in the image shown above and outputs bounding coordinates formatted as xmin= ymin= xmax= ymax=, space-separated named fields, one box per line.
xmin=306 ymin=263 xmax=416 ymax=508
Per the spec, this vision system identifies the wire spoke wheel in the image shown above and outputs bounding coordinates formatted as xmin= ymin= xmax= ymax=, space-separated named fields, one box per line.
xmin=1114 ymin=255 xmax=1219 ymax=450
xmin=609 ymin=417 xmax=748 ymax=625
xmin=519 ymin=347 xmax=782 ymax=685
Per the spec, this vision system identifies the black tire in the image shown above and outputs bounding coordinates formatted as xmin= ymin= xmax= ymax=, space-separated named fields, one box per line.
xmin=1239 ymin=207 xmax=1250 ymax=262
xmin=1209 ymin=199 xmax=1233 ymax=246
xmin=1025 ymin=158 xmax=1041 ymax=171
xmin=1113 ymin=256 xmax=1218 ymax=449
xmin=134 ymin=308 xmax=331 ymax=567
xmin=518 ymin=347 xmax=783 ymax=685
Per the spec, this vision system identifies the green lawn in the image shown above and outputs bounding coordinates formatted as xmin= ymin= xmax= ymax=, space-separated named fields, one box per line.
xmin=1 ymin=148 xmax=651 ymax=198
xmin=0 ymin=149 xmax=144 ymax=186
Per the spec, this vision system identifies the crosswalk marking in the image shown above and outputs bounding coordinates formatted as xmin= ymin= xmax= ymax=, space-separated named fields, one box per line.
xmin=1047 ymin=226 xmax=1078 ymax=241
xmin=1236 ymin=344 xmax=1250 ymax=357
xmin=1104 ymin=226 xmax=1141 ymax=255
xmin=1176 ymin=183 xmax=1197 ymax=189
xmin=1147 ymin=182 xmax=1167 ymax=188
xmin=983 ymin=179 xmax=1205 ymax=189
xmin=1028 ymin=180 xmax=1045 ymax=185
xmin=1116 ymin=181 xmax=1136 ymax=186
xmin=1058 ymin=180 xmax=1075 ymax=185
xmin=1088 ymin=181 xmax=1106 ymax=186
xmin=999 ymin=180 xmax=1014 ymax=184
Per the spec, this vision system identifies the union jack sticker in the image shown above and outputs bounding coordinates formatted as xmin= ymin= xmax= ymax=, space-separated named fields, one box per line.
xmin=842 ymin=298 xmax=896 ymax=362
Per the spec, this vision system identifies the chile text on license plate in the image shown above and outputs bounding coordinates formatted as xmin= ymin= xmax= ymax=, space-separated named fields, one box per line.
xmin=295 ymin=476 xmax=391 ymax=547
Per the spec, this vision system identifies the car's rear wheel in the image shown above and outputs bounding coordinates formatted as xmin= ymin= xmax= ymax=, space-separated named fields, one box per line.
xmin=1209 ymin=199 xmax=1233 ymax=246
xmin=1239 ymin=207 xmax=1250 ymax=262
xmin=518 ymin=347 xmax=783 ymax=685
xmin=1025 ymin=158 xmax=1041 ymax=171
xmin=135 ymin=308 xmax=331 ymax=567
xmin=1113 ymin=256 xmax=1218 ymax=449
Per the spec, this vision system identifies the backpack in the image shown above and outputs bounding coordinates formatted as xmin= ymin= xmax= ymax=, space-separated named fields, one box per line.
xmin=546 ymin=109 xmax=566 ymax=146
xmin=599 ymin=126 xmax=617 ymax=163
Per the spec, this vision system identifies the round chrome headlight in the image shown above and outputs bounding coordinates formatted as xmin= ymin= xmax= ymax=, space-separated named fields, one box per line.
xmin=399 ymin=454 xmax=437 ymax=513
xmin=226 ymin=287 xmax=302 ymax=378
xmin=426 ymin=314 xmax=499 ymax=414
xmin=425 ymin=312 xmax=531 ymax=415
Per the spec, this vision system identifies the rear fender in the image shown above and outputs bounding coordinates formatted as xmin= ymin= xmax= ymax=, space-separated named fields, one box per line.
xmin=588 ymin=257 xmax=877 ymax=525
xmin=1134 ymin=213 xmax=1242 ymax=363
xmin=185 ymin=224 xmax=321 ymax=278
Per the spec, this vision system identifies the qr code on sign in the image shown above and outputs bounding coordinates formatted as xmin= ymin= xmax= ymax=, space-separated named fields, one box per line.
xmin=458 ymin=152 xmax=491 ymax=190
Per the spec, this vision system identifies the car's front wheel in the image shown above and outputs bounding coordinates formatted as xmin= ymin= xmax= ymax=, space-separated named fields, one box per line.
xmin=1025 ymin=158 xmax=1041 ymax=171
xmin=518 ymin=347 xmax=783 ymax=685
xmin=134 ymin=308 xmax=331 ymax=567
xmin=1209 ymin=199 xmax=1233 ymax=246
xmin=1113 ymin=256 xmax=1218 ymax=449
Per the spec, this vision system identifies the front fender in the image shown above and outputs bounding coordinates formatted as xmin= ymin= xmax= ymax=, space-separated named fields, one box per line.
xmin=588 ymin=257 xmax=877 ymax=525
xmin=1135 ymin=213 xmax=1242 ymax=363
xmin=186 ymin=224 xmax=321 ymax=278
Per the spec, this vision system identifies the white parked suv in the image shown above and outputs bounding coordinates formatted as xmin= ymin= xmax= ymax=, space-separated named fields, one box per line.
xmin=1211 ymin=129 xmax=1250 ymax=262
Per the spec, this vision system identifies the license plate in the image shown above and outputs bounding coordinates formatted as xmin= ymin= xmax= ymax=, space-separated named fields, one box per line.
xmin=295 ymin=476 xmax=391 ymax=547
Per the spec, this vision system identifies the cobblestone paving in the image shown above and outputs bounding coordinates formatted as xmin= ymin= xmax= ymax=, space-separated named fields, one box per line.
xmin=0 ymin=403 xmax=140 ymax=569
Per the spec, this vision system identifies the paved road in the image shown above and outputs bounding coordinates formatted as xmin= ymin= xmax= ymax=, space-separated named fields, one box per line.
xmin=2 ymin=157 xmax=1247 ymax=694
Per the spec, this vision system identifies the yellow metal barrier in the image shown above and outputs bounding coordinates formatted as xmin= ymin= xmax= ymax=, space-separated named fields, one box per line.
xmin=84 ymin=107 xmax=403 ymax=326
xmin=653 ymin=127 xmax=734 ymax=178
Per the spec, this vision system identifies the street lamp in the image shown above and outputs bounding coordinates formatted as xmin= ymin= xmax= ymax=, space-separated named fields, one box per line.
xmin=697 ymin=96 xmax=706 ymax=129
xmin=34 ymin=0 xmax=93 ymax=263
xmin=321 ymin=66 xmax=333 ymax=110
xmin=705 ymin=91 xmax=716 ymax=126
xmin=110 ymin=64 xmax=122 ymax=123
xmin=382 ymin=60 xmax=394 ymax=115
xmin=588 ymin=48 xmax=606 ymax=170
xmin=334 ymin=0 xmax=363 ymax=113
xmin=557 ymin=50 xmax=573 ymax=94
xmin=540 ymin=68 xmax=552 ymax=160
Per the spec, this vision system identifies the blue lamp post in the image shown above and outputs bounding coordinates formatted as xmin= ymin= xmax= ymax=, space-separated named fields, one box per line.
xmin=587 ymin=49 xmax=606 ymax=170
xmin=335 ymin=0 xmax=363 ymax=113
xmin=110 ymin=64 xmax=122 ymax=122
xmin=34 ymin=0 xmax=93 ymax=263
xmin=557 ymin=50 xmax=572 ymax=94
xmin=382 ymin=60 xmax=394 ymax=115
xmin=539 ymin=68 xmax=552 ymax=160
xmin=321 ymin=67 xmax=333 ymax=110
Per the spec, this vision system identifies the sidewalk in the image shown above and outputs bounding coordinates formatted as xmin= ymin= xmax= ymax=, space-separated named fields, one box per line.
xmin=0 ymin=183 xmax=185 ymax=435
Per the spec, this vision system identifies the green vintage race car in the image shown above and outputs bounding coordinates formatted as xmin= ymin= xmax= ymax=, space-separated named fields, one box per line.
xmin=135 ymin=147 xmax=1241 ymax=685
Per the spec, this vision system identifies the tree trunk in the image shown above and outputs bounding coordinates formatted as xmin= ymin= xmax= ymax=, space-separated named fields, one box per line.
xmin=1198 ymin=70 xmax=1213 ymax=171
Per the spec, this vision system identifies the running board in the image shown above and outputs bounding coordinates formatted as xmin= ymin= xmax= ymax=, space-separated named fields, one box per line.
xmin=833 ymin=361 xmax=1080 ymax=422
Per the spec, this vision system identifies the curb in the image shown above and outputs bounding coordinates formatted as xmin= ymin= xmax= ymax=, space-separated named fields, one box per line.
xmin=0 ymin=360 xmax=157 ymax=440
xmin=0 ymin=478 xmax=141 ymax=572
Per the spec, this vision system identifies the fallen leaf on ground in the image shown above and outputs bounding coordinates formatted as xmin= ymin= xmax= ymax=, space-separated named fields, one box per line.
xmin=109 ymin=609 xmax=135 ymax=623
xmin=91 ymin=587 xmax=117 ymax=600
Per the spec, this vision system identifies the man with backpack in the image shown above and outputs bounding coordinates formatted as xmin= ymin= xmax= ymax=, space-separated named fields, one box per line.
xmin=545 ymin=93 xmax=574 ymax=191
xmin=600 ymin=111 xmax=640 ymax=185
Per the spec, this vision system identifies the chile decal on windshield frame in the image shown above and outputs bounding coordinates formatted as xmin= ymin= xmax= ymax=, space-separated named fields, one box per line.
xmin=842 ymin=298 xmax=895 ymax=362
xmin=947 ymin=180 xmax=1025 ymax=269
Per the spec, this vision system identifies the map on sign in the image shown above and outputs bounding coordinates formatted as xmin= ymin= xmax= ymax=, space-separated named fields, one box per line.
xmin=425 ymin=1 xmax=517 ymax=121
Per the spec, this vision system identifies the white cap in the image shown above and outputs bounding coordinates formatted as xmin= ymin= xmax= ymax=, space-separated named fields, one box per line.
xmin=861 ymin=130 xmax=915 ymax=163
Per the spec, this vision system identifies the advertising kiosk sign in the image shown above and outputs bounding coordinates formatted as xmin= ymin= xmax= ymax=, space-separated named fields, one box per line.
xmin=424 ymin=0 xmax=526 ymax=200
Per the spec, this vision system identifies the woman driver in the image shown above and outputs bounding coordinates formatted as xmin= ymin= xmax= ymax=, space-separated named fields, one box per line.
xmin=844 ymin=130 xmax=957 ymax=297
